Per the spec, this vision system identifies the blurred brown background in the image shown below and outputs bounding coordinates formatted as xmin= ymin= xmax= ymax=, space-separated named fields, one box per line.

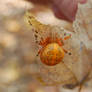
xmin=0 ymin=0 xmax=92 ymax=92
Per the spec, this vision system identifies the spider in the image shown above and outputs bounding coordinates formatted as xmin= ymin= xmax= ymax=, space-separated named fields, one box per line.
xmin=38 ymin=34 xmax=71 ymax=66
xmin=25 ymin=12 xmax=71 ymax=66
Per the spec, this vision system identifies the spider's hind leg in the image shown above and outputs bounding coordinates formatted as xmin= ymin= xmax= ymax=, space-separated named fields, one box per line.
xmin=36 ymin=48 xmax=42 ymax=56
xmin=63 ymin=48 xmax=68 ymax=53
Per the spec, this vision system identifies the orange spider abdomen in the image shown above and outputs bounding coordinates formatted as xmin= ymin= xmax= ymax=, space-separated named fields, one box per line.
xmin=40 ymin=43 xmax=65 ymax=66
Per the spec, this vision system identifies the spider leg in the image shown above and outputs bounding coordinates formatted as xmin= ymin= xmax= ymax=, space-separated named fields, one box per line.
xmin=63 ymin=48 xmax=72 ymax=56
xmin=63 ymin=48 xmax=68 ymax=53
xmin=64 ymin=34 xmax=71 ymax=40
xmin=39 ymin=37 xmax=50 ymax=46
xmin=58 ymin=38 xmax=64 ymax=46
xmin=36 ymin=48 xmax=42 ymax=56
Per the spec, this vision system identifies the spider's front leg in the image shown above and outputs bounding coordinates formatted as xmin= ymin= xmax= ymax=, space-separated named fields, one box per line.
xmin=64 ymin=34 xmax=71 ymax=40
xmin=57 ymin=38 xmax=64 ymax=46
xmin=39 ymin=37 xmax=50 ymax=46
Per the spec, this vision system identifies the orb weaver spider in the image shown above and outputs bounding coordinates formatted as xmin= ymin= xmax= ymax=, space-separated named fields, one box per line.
xmin=25 ymin=12 xmax=71 ymax=66
xmin=38 ymin=34 xmax=71 ymax=66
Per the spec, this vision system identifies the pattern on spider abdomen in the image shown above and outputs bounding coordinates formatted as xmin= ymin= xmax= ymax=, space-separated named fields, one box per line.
xmin=40 ymin=43 xmax=64 ymax=66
